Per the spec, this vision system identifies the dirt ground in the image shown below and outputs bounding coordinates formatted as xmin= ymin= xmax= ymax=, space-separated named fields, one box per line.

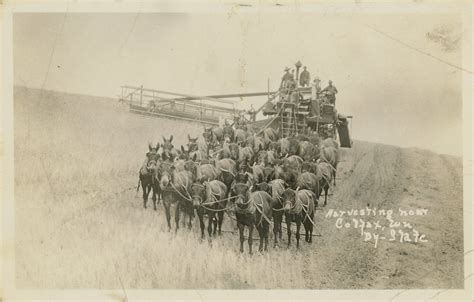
xmin=13 ymin=87 xmax=463 ymax=289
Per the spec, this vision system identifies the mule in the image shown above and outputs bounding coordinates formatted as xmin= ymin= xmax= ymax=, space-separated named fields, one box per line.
xmin=215 ymin=158 xmax=236 ymax=196
xmin=230 ymin=179 xmax=273 ymax=254
xmin=191 ymin=180 xmax=228 ymax=239
xmin=187 ymin=134 xmax=199 ymax=152
xmin=234 ymin=128 xmax=248 ymax=145
xmin=320 ymin=146 xmax=339 ymax=186
xmin=263 ymin=127 xmax=279 ymax=144
xmin=268 ymin=179 xmax=286 ymax=247
xmin=193 ymin=162 xmax=219 ymax=183
xmin=317 ymin=161 xmax=333 ymax=206
xmin=279 ymin=137 xmax=290 ymax=155
xmin=287 ymin=137 xmax=300 ymax=156
xmin=162 ymin=135 xmax=181 ymax=159
xmin=321 ymin=137 xmax=339 ymax=150
xmin=223 ymin=124 xmax=234 ymax=143
xmin=138 ymin=147 xmax=160 ymax=210
xmin=203 ymin=126 xmax=223 ymax=149
xmin=296 ymin=171 xmax=321 ymax=194
xmin=228 ymin=143 xmax=254 ymax=165
xmin=158 ymin=160 xmax=194 ymax=231
xmin=281 ymin=189 xmax=316 ymax=248
xmin=299 ymin=141 xmax=319 ymax=162
xmin=248 ymin=135 xmax=265 ymax=154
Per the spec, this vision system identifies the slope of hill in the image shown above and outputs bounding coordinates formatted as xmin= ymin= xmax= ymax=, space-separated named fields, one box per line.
xmin=13 ymin=87 xmax=463 ymax=289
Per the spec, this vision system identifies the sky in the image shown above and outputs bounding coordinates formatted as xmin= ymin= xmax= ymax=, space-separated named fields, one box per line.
xmin=13 ymin=12 xmax=463 ymax=156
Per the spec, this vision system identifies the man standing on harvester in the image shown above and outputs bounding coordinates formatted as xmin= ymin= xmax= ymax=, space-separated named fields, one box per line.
xmin=322 ymin=80 xmax=338 ymax=105
xmin=299 ymin=66 xmax=310 ymax=87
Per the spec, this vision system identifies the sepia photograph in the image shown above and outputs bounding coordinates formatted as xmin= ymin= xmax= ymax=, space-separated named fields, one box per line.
xmin=2 ymin=1 xmax=473 ymax=300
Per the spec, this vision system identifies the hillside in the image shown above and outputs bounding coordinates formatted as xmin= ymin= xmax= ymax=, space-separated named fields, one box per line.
xmin=13 ymin=87 xmax=463 ymax=289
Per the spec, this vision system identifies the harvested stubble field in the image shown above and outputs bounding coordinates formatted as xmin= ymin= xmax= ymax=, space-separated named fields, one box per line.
xmin=14 ymin=86 xmax=463 ymax=289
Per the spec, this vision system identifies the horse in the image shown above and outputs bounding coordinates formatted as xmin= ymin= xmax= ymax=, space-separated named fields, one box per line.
xmin=216 ymin=140 xmax=232 ymax=160
xmin=288 ymin=137 xmax=300 ymax=156
xmin=230 ymin=178 xmax=273 ymax=254
xmin=274 ymin=163 xmax=299 ymax=190
xmin=203 ymin=126 xmax=223 ymax=148
xmin=234 ymin=128 xmax=248 ymax=145
xmin=321 ymin=137 xmax=339 ymax=150
xmin=228 ymin=143 xmax=254 ymax=165
xmin=299 ymin=141 xmax=319 ymax=162
xmin=137 ymin=143 xmax=161 ymax=210
xmin=268 ymin=179 xmax=286 ymax=247
xmin=279 ymin=137 xmax=290 ymax=156
xmin=268 ymin=141 xmax=281 ymax=155
xmin=308 ymin=132 xmax=321 ymax=147
xmin=283 ymin=155 xmax=304 ymax=173
xmin=238 ymin=145 xmax=255 ymax=165
xmin=187 ymin=134 xmax=199 ymax=152
xmin=251 ymin=163 xmax=266 ymax=185
xmin=172 ymin=168 xmax=195 ymax=230
xmin=191 ymin=180 xmax=228 ymax=239
xmin=263 ymin=127 xmax=279 ymax=144
xmin=281 ymin=189 xmax=316 ymax=248
xmin=215 ymin=158 xmax=236 ymax=196
xmin=248 ymin=135 xmax=266 ymax=154
xmin=161 ymin=135 xmax=181 ymax=160
xmin=193 ymin=162 xmax=219 ymax=183
xmin=320 ymin=146 xmax=339 ymax=186
xmin=223 ymin=123 xmax=234 ymax=143
xmin=256 ymin=150 xmax=268 ymax=165
xmin=158 ymin=157 xmax=194 ymax=231
xmin=317 ymin=161 xmax=333 ymax=206
xmin=158 ymin=160 xmax=179 ymax=231
xmin=296 ymin=171 xmax=321 ymax=194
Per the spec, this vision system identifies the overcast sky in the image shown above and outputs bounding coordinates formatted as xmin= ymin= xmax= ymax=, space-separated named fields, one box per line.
xmin=13 ymin=12 xmax=463 ymax=156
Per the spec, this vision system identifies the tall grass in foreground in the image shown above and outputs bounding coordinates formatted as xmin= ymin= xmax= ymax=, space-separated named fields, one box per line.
xmin=14 ymin=87 xmax=310 ymax=288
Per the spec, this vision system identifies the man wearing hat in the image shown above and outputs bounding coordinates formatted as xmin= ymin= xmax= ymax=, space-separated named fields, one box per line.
xmin=322 ymin=80 xmax=338 ymax=104
xmin=279 ymin=67 xmax=292 ymax=90
xmin=313 ymin=77 xmax=321 ymax=93
xmin=299 ymin=66 xmax=311 ymax=87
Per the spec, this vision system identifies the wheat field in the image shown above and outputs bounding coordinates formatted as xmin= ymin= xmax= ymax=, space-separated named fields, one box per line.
xmin=14 ymin=86 xmax=463 ymax=290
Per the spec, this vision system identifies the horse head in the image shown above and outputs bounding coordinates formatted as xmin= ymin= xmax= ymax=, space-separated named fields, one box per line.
xmin=162 ymin=135 xmax=174 ymax=152
xmin=158 ymin=161 xmax=175 ymax=188
xmin=228 ymin=143 xmax=239 ymax=161
xmin=148 ymin=141 xmax=160 ymax=153
xmin=231 ymin=181 xmax=251 ymax=211
xmin=179 ymin=145 xmax=190 ymax=160
xmin=187 ymin=134 xmax=199 ymax=152
xmin=190 ymin=181 xmax=206 ymax=208
xmin=281 ymin=188 xmax=297 ymax=212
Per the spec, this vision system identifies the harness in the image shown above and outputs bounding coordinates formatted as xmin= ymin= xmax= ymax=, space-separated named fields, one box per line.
xmin=284 ymin=189 xmax=315 ymax=226
xmin=191 ymin=182 xmax=236 ymax=212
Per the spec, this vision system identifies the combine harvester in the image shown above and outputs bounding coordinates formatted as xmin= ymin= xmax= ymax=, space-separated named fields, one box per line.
xmin=120 ymin=61 xmax=353 ymax=147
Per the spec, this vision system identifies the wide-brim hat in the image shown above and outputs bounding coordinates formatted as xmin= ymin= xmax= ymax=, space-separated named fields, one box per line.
xmin=284 ymin=67 xmax=290 ymax=71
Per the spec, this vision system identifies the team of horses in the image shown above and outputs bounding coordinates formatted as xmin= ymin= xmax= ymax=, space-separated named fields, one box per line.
xmin=137 ymin=123 xmax=339 ymax=254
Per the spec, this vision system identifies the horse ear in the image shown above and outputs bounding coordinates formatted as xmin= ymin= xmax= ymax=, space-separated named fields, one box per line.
xmin=181 ymin=145 xmax=185 ymax=153
xmin=169 ymin=135 xmax=173 ymax=143
xmin=148 ymin=142 xmax=153 ymax=151
xmin=187 ymin=134 xmax=191 ymax=141
xmin=193 ymin=153 xmax=197 ymax=161
xmin=156 ymin=142 xmax=160 ymax=150
xmin=162 ymin=135 xmax=166 ymax=142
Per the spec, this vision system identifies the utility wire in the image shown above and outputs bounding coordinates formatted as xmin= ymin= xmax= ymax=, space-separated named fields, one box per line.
xmin=361 ymin=22 xmax=472 ymax=75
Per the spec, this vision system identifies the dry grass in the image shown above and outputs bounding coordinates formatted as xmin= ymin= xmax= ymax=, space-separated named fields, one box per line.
xmin=14 ymin=87 xmax=308 ymax=289
xmin=14 ymin=87 xmax=464 ymax=290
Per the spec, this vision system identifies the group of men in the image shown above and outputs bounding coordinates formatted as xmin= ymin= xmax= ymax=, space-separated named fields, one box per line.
xmin=279 ymin=66 xmax=338 ymax=105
